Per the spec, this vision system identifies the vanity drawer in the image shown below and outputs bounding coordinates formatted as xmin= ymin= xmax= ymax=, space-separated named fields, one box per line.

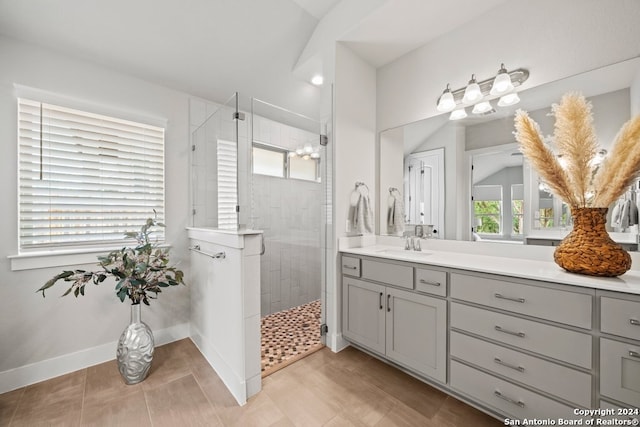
xmin=450 ymin=331 xmax=592 ymax=407
xmin=415 ymin=267 xmax=447 ymax=297
xmin=598 ymin=401 xmax=640 ymax=424
xmin=342 ymin=256 xmax=361 ymax=277
xmin=600 ymin=337 xmax=640 ymax=407
xmin=450 ymin=360 xmax=578 ymax=420
xmin=450 ymin=273 xmax=592 ymax=329
xmin=601 ymin=297 xmax=640 ymax=341
xmin=361 ymin=259 xmax=413 ymax=290
xmin=450 ymin=302 xmax=592 ymax=369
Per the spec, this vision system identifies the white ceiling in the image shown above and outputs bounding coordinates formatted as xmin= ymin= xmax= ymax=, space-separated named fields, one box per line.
xmin=340 ymin=0 xmax=512 ymax=67
xmin=0 ymin=0 xmax=512 ymax=118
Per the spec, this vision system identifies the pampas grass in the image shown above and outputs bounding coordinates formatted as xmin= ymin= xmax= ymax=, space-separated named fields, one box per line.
xmin=514 ymin=92 xmax=640 ymax=208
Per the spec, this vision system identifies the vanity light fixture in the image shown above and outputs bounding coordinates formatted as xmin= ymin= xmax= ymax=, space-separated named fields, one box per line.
xmin=449 ymin=108 xmax=468 ymax=120
xmin=498 ymin=92 xmax=521 ymax=107
xmin=436 ymin=64 xmax=529 ymax=120
xmin=462 ymin=74 xmax=483 ymax=104
xmin=311 ymin=75 xmax=324 ymax=86
xmin=490 ymin=64 xmax=515 ymax=95
xmin=436 ymin=84 xmax=456 ymax=112
xmin=289 ymin=143 xmax=320 ymax=160
xmin=472 ymin=101 xmax=493 ymax=114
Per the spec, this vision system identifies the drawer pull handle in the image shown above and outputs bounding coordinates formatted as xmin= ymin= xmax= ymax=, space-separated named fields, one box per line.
xmin=387 ymin=294 xmax=391 ymax=312
xmin=629 ymin=350 xmax=640 ymax=359
xmin=343 ymin=265 xmax=357 ymax=270
xmin=494 ymin=390 xmax=525 ymax=408
xmin=494 ymin=325 xmax=525 ymax=338
xmin=630 ymin=319 xmax=640 ymax=326
xmin=379 ymin=292 xmax=383 ymax=310
xmin=494 ymin=293 xmax=525 ymax=303
xmin=419 ymin=279 xmax=441 ymax=287
xmin=494 ymin=357 xmax=525 ymax=372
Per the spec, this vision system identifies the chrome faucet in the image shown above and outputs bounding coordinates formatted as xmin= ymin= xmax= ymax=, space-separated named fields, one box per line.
xmin=414 ymin=224 xmax=424 ymax=238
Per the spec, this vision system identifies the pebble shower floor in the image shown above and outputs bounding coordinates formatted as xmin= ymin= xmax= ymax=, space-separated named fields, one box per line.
xmin=260 ymin=299 xmax=323 ymax=377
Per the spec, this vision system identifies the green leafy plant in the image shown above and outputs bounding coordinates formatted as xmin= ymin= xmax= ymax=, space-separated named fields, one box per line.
xmin=38 ymin=217 xmax=185 ymax=305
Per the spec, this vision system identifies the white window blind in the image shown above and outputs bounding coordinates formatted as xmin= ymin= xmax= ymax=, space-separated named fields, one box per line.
xmin=18 ymin=98 xmax=165 ymax=249
xmin=217 ymin=139 xmax=238 ymax=229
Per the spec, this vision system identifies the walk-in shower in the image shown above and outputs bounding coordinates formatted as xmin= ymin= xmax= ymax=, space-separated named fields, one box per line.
xmin=189 ymin=93 xmax=332 ymax=377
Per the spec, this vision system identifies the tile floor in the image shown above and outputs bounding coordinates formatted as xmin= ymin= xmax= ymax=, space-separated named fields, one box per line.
xmin=0 ymin=339 xmax=502 ymax=426
xmin=261 ymin=300 xmax=323 ymax=376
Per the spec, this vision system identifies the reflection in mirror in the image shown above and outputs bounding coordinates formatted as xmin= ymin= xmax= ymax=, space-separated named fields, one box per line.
xmin=377 ymin=56 xmax=640 ymax=249
xmin=470 ymin=144 xmax=523 ymax=243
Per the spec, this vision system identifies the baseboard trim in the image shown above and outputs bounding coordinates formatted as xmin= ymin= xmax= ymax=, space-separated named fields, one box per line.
xmin=329 ymin=332 xmax=350 ymax=353
xmin=190 ymin=326 xmax=247 ymax=406
xmin=0 ymin=322 xmax=190 ymax=395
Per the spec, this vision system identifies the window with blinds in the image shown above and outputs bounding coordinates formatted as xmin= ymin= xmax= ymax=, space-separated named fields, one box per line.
xmin=18 ymin=98 xmax=165 ymax=250
xmin=217 ymin=139 xmax=238 ymax=229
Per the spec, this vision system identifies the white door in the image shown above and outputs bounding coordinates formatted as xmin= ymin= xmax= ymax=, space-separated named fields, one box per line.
xmin=405 ymin=148 xmax=445 ymax=238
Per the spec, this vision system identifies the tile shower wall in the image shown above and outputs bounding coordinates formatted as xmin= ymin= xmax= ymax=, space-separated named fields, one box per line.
xmin=254 ymin=175 xmax=322 ymax=316
xmin=252 ymin=115 xmax=322 ymax=317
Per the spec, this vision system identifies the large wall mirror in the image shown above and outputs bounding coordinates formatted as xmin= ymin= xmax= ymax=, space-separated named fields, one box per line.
xmin=377 ymin=56 xmax=640 ymax=249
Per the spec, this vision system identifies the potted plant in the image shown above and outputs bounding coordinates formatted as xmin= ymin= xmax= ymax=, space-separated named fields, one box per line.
xmin=514 ymin=92 xmax=640 ymax=276
xmin=38 ymin=216 xmax=185 ymax=384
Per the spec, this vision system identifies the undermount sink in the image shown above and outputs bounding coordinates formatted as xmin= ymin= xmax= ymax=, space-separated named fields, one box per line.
xmin=377 ymin=248 xmax=432 ymax=257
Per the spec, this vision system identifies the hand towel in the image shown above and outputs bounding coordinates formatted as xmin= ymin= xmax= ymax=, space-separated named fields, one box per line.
xmin=387 ymin=194 xmax=405 ymax=236
xmin=354 ymin=192 xmax=374 ymax=235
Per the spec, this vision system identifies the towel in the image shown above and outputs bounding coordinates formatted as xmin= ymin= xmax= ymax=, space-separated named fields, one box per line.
xmin=387 ymin=194 xmax=405 ymax=236
xmin=352 ymin=192 xmax=374 ymax=235
xmin=611 ymin=199 xmax=637 ymax=230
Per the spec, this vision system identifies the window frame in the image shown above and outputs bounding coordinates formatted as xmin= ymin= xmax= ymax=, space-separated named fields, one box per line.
xmin=251 ymin=142 xmax=320 ymax=183
xmin=15 ymin=92 xmax=166 ymax=256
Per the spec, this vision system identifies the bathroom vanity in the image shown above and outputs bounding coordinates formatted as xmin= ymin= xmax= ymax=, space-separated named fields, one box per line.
xmin=340 ymin=240 xmax=640 ymax=422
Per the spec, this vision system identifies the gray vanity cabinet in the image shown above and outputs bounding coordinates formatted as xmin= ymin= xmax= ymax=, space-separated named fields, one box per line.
xmin=341 ymin=256 xmax=447 ymax=383
xmin=340 ymin=249 xmax=640 ymax=422
xmin=598 ymin=292 xmax=640 ymax=408
xmin=386 ymin=287 xmax=446 ymax=383
xmin=342 ymin=277 xmax=385 ymax=354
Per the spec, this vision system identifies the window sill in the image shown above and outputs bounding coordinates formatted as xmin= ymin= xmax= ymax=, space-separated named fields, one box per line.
xmin=9 ymin=246 xmax=122 ymax=271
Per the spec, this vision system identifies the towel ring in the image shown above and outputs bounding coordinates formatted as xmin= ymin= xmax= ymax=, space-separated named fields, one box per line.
xmin=355 ymin=181 xmax=369 ymax=195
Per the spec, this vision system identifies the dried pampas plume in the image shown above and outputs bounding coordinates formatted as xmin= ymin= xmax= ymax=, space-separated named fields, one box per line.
xmin=593 ymin=116 xmax=640 ymax=206
xmin=551 ymin=93 xmax=598 ymax=206
xmin=514 ymin=92 xmax=640 ymax=208
xmin=514 ymin=109 xmax=578 ymax=206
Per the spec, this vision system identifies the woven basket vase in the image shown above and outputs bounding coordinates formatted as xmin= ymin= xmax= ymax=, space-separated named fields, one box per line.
xmin=554 ymin=207 xmax=631 ymax=277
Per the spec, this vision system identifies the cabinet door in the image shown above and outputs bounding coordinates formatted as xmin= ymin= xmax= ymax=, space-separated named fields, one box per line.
xmin=600 ymin=338 xmax=640 ymax=406
xmin=342 ymin=277 xmax=385 ymax=354
xmin=386 ymin=287 xmax=447 ymax=383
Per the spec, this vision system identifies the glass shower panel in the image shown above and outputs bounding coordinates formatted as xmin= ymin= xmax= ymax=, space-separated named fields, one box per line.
xmin=190 ymin=93 xmax=241 ymax=229
xmin=250 ymin=98 xmax=325 ymax=320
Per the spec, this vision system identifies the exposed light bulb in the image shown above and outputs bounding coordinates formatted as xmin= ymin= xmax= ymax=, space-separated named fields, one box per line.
xmin=462 ymin=74 xmax=483 ymax=104
xmin=288 ymin=152 xmax=297 ymax=158
xmin=449 ymin=108 xmax=467 ymax=120
xmin=302 ymin=154 xmax=311 ymax=160
xmin=436 ymin=84 xmax=456 ymax=112
xmin=295 ymin=147 xmax=304 ymax=156
xmin=311 ymin=75 xmax=324 ymax=86
xmin=490 ymin=64 xmax=514 ymax=95
xmin=310 ymin=152 xmax=320 ymax=159
xmin=498 ymin=92 xmax=521 ymax=107
xmin=303 ymin=144 xmax=313 ymax=154
xmin=472 ymin=101 xmax=492 ymax=114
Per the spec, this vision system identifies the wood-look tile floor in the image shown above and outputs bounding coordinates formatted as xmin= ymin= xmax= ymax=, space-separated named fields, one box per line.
xmin=0 ymin=339 xmax=502 ymax=426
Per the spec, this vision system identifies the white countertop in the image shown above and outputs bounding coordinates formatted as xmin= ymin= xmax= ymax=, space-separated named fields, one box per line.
xmin=340 ymin=242 xmax=640 ymax=295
